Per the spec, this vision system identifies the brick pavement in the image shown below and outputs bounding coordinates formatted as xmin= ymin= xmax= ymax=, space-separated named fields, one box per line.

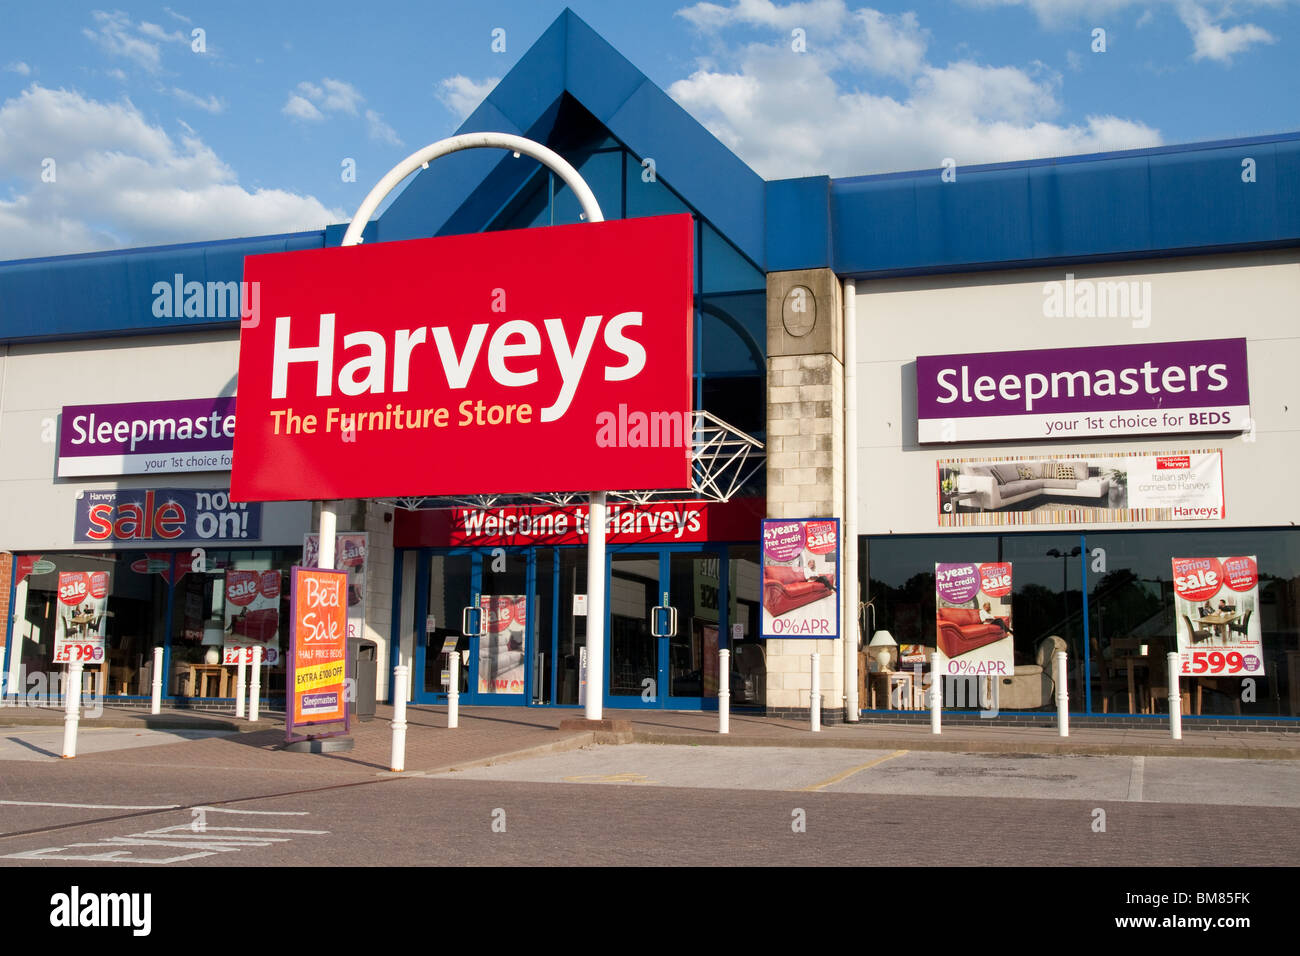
xmin=3 ymin=703 xmax=1298 ymax=770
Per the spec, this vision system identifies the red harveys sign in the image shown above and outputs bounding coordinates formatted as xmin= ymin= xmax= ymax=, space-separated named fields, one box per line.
xmin=395 ymin=497 xmax=764 ymax=548
xmin=231 ymin=214 xmax=694 ymax=501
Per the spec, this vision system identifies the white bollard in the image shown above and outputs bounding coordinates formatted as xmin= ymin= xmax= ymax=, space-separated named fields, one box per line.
xmin=1055 ymin=650 xmax=1069 ymax=737
xmin=62 ymin=661 xmax=83 ymax=758
xmin=930 ymin=651 xmax=945 ymax=734
xmin=151 ymin=646 xmax=163 ymax=715
xmin=1168 ymin=652 xmax=1182 ymax=740
xmin=810 ymin=652 xmax=821 ymax=732
xmin=248 ymin=646 xmax=262 ymax=722
xmin=235 ymin=653 xmax=247 ymax=719
xmin=718 ymin=648 xmax=730 ymax=735
xmin=391 ymin=664 xmax=408 ymax=772
xmin=448 ymin=653 xmax=459 ymax=729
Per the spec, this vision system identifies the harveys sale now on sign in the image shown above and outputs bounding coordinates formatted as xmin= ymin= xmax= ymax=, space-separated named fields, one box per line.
xmin=232 ymin=214 xmax=693 ymax=501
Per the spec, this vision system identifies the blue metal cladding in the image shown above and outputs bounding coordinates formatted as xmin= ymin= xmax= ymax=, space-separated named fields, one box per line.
xmin=0 ymin=231 xmax=324 ymax=342
xmin=830 ymin=133 xmax=1300 ymax=278
xmin=377 ymin=9 xmax=767 ymax=268
xmin=765 ymin=176 xmax=831 ymax=272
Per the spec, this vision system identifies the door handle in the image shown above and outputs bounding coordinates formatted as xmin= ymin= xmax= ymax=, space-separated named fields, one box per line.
xmin=462 ymin=605 xmax=482 ymax=637
xmin=651 ymin=606 xmax=678 ymax=638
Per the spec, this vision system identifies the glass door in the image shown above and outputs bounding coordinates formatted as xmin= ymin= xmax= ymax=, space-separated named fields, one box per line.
xmin=603 ymin=546 xmax=729 ymax=710
xmin=415 ymin=552 xmax=475 ymax=704
xmin=607 ymin=552 xmax=660 ymax=707
xmin=664 ymin=548 xmax=727 ymax=709
xmin=475 ymin=549 xmax=530 ymax=704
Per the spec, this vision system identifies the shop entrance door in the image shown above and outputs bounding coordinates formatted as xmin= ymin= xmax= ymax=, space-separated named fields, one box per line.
xmin=605 ymin=546 xmax=727 ymax=711
xmin=414 ymin=549 xmax=531 ymax=706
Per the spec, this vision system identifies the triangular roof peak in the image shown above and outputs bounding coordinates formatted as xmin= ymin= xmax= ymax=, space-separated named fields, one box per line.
xmin=377 ymin=9 xmax=765 ymax=266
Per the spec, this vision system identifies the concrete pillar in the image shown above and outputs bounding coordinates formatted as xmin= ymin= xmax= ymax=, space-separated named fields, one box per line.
xmin=764 ymin=269 xmax=846 ymax=722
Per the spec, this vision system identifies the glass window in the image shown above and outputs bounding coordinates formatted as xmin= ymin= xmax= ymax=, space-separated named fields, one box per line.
xmin=625 ymin=152 xmax=692 ymax=220
xmin=7 ymin=549 xmax=298 ymax=702
xmin=553 ymin=149 xmax=623 ymax=225
xmin=701 ymin=223 xmax=763 ymax=294
xmin=1087 ymin=529 xmax=1300 ymax=717
xmin=864 ymin=529 xmax=1300 ymax=716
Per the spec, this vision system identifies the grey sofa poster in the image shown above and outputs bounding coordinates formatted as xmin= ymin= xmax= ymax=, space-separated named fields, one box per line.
xmin=938 ymin=449 xmax=1224 ymax=526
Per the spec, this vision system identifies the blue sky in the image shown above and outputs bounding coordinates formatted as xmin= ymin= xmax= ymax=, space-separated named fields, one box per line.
xmin=1 ymin=0 xmax=1295 ymax=259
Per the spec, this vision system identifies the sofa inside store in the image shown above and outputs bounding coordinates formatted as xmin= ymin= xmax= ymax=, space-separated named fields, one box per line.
xmin=863 ymin=528 xmax=1300 ymax=718
xmin=6 ymin=549 xmax=297 ymax=703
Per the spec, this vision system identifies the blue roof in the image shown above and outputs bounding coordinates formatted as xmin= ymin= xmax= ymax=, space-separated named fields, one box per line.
xmin=826 ymin=131 xmax=1300 ymax=278
xmin=0 ymin=8 xmax=1295 ymax=344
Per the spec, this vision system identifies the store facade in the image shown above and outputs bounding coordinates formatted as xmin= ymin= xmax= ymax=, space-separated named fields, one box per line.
xmin=851 ymin=250 xmax=1300 ymax=720
xmin=2 ymin=10 xmax=1297 ymax=722
xmin=0 ymin=329 xmax=313 ymax=704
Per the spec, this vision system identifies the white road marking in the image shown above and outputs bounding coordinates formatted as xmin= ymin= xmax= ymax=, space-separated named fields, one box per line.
xmin=1128 ymin=756 xmax=1145 ymax=802
xmin=3 ymin=807 xmax=329 ymax=864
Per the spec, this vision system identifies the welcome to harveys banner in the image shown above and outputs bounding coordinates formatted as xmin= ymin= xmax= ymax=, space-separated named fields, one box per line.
xmin=394 ymin=497 xmax=764 ymax=548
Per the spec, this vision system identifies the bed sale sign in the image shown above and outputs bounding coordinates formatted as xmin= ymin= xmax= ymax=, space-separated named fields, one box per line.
xmin=760 ymin=518 xmax=840 ymax=639
xmin=1171 ymin=555 xmax=1264 ymax=677
xmin=231 ymin=214 xmax=694 ymax=501
xmin=288 ymin=567 xmax=349 ymax=732
xmin=934 ymin=562 xmax=1014 ymax=676
xmin=54 ymin=571 xmax=110 ymax=663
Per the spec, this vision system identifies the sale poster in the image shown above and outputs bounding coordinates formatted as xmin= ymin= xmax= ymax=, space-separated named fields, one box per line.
xmin=288 ymin=567 xmax=349 ymax=732
xmin=304 ymin=532 xmax=368 ymax=641
xmin=760 ymin=518 xmax=840 ymax=639
xmin=933 ymin=562 xmax=1015 ymax=676
xmin=53 ymin=571 xmax=110 ymax=664
xmin=1171 ymin=556 xmax=1264 ymax=677
xmin=478 ymin=594 xmax=526 ymax=695
xmin=223 ymin=569 xmax=281 ymax=666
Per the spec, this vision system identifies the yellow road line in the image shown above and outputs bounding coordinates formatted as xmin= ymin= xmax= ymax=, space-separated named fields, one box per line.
xmin=800 ymin=750 xmax=909 ymax=791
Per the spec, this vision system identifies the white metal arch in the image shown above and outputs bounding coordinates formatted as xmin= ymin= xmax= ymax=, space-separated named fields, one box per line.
xmin=340 ymin=132 xmax=604 ymax=247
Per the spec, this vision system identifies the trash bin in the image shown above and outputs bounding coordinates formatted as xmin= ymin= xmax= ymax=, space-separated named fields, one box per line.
xmin=349 ymin=638 xmax=378 ymax=720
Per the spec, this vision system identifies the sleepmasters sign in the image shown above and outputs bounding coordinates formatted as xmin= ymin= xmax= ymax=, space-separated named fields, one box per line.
xmin=231 ymin=214 xmax=694 ymax=501
xmin=917 ymin=338 xmax=1250 ymax=443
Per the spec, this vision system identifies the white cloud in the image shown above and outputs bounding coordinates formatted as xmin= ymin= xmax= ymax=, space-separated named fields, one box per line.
xmin=1177 ymin=3 xmax=1277 ymax=62
xmin=282 ymin=77 xmax=401 ymax=144
xmin=435 ymin=75 xmax=500 ymax=119
xmin=678 ymin=0 xmax=846 ymax=32
xmin=667 ymin=8 xmax=1161 ymax=178
xmin=82 ymin=10 xmax=163 ymax=72
xmin=285 ymin=79 xmax=365 ymax=118
xmin=282 ymin=93 xmax=323 ymax=121
xmin=365 ymin=109 xmax=403 ymax=147
xmin=138 ymin=21 xmax=188 ymax=44
xmin=171 ymin=87 xmax=223 ymax=113
xmin=318 ymin=78 xmax=366 ymax=115
xmin=678 ymin=0 xmax=929 ymax=79
xmin=106 ymin=68 xmax=127 ymax=82
xmin=960 ymin=0 xmax=1289 ymax=63
xmin=5 ymin=61 xmax=32 ymax=76
xmin=164 ymin=7 xmax=192 ymax=24
xmin=0 ymin=84 xmax=342 ymax=260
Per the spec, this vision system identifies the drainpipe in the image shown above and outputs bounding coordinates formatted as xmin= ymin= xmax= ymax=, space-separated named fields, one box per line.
xmin=843 ymin=279 xmax=860 ymax=721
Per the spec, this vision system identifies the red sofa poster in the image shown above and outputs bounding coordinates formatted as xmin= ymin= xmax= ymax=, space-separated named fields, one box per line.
xmin=761 ymin=518 xmax=840 ymax=639
xmin=223 ymin=569 xmax=281 ymax=666
xmin=934 ymin=562 xmax=1014 ymax=676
